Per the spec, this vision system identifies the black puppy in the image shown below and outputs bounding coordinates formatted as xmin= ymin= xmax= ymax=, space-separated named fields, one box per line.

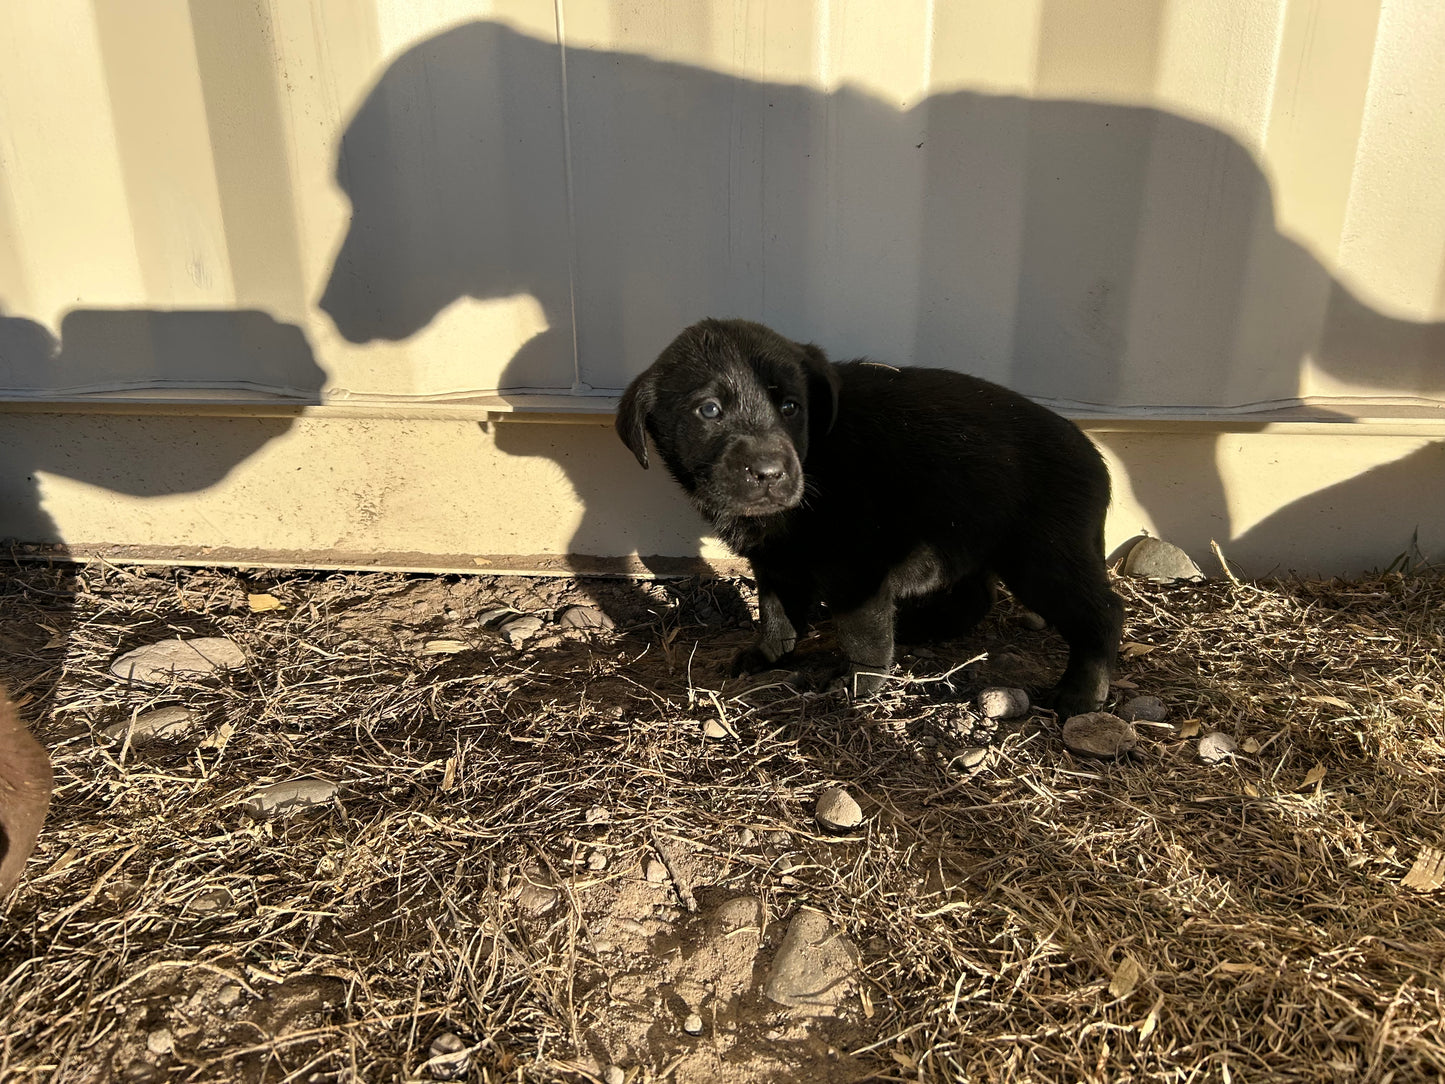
xmin=616 ymin=319 xmax=1123 ymax=716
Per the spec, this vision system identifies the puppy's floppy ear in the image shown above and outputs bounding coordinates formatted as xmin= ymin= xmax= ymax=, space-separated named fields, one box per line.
xmin=616 ymin=370 xmax=658 ymax=469
xmin=801 ymin=343 xmax=841 ymax=434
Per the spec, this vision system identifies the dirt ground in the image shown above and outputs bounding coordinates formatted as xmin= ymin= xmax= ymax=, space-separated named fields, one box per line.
xmin=2 ymin=557 xmax=1444 ymax=1083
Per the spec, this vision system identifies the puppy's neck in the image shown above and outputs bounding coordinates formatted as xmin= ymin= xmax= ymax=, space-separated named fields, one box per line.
xmin=704 ymin=506 xmax=790 ymax=556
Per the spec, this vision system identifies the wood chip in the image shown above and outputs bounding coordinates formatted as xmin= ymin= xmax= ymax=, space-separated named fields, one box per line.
xmin=1402 ymin=846 xmax=1445 ymax=891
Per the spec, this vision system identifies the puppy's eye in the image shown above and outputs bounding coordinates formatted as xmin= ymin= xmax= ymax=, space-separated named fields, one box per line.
xmin=697 ymin=400 xmax=723 ymax=420
xmin=779 ymin=399 xmax=801 ymax=418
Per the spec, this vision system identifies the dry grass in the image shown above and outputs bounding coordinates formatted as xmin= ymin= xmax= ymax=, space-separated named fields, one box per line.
xmin=1 ymin=557 xmax=1444 ymax=1083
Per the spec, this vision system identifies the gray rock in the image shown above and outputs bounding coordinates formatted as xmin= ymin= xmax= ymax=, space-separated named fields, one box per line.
xmin=110 ymin=638 xmax=245 ymax=683
xmin=1062 ymin=713 xmax=1139 ymax=758
xmin=102 ymin=706 xmax=200 ymax=743
xmin=146 ymin=1028 xmax=174 ymax=1056
xmin=499 ymin=616 xmax=544 ymax=645
xmin=584 ymin=805 xmax=611 ymax=825
xmin=702 ymin=718 xmax=734 ymax=739
xmin=517 ymin=882 xmax=559 ymax=915
xmin=428 ymin=1032 xmax=469 ymax=1080
xmin=240 ymin=778 xmax=339 ymax=817
xmin=1019 ymin=610 xmax=1048 ymax=631
xmin=1198 ymin=731 xmax=1239 ymax=764
xmin=737 ymin=828 xmax=756 ymax=846
xmin=188 ymin=886 xmax=234 ymax=914
xmin=1122 ymin=537 xmax=1205 ymax=583
xmin=586 ymin=850 xmax=608 ymax=871
xmin=604 ymin=1067 xmax=626 ymax=1084
xmin=978 ymin=686 xmax=1030 ymax=720
xmin=1121 ymin=695 xmax=1168 ymax=722
xmin=709 ymin=895 xmax=764 ymax=932
xmin=764 ymin=908 xmax=859 ymax=1011
xmin=643 ymin=859 xmax=668 ymax=883
xmin=558 ymin=605 xmax=615 ymax=630
xmin=815 ymin=786 xmax=865 ymax=831
xmin=951 ymin=745 xmax=993 ymax=771
xmin=683 ymin=1012 xmax=704 ymax=1035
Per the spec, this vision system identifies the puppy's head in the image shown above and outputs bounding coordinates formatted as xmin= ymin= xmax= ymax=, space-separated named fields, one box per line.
xmin=617 ymin=319 xmax=840 ymax=521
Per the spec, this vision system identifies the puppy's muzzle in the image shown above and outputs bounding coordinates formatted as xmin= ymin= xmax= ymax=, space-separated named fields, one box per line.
xmin=720 ymin=438 xmax=802 ymax=514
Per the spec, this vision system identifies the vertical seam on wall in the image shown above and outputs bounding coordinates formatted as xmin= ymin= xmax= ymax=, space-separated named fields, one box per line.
xmin=554 ymin=0 xmax=583 ymax=392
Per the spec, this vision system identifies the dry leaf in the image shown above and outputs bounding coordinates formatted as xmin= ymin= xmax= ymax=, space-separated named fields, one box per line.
xmin=890 ymin=1051 xmax=917 ymax=1070
xmin=248 ymin=593 xmax=283 ymax=612
xmin=442 ymin=756 xmax=458 ymax=792
xmin=1138 ymin=994 xmax=1164 ymax=1041
xmin=1305 ymin=694 xmax=1351 ymax=710
xmin=1121 ymin=642 xmax=1159 ymax=658
xmin=1212 ymin=962 xmax=1264 ymax=976
xmin=1241 ymin=737 xmax=1260 ymax=754
xmin=1243 ymin=783 xmax=1260 ymax=798
xmin=200 ymin=721 xmax=236 ymax=751
xmin=1110 ymin=954 xmax=1144 ymax=998
xmin=1178 ymin=719 xmax=1202 ymax=739
xmin=1402 ymin=846 xmax=1445 ymax=891
xmin=1299 ymin=763 xmax=1327 ymax=790
xmin=423 ymin=639 xmax=469 ymax=655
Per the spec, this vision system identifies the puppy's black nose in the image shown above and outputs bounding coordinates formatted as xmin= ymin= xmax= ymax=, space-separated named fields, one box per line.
xmin=745 ymin=459 xmax=787 ymax=486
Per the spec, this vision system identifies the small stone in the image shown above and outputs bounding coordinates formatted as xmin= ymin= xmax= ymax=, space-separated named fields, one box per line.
xmin=214 ymin=984 xmax=243 ymax=1009
xmin=428 ymin=1031 xmax=469 ymax=1080
xmin=814 ymin=786 xmax=865 ymax=831
xmin=1198 ymin=731 xmax=1239 ymax=764
xmin=146 ymin=1028 xmax=174 ymax=1056
xmin=604 ymin=1066 xmax=626 ymax=1084
xmin=737 ymin=828 xmax=756 ymax=846
xmin=1123 ymin=537 xmax=1205 ymax=583
xmin=587 ymin=851 xmax=608 ymax=871
xmin=499 ymin=615 xmax=544 ymax=646
xmin=585 ymin=805 xmax=611 ymax=825
xmin=102 ymin=706 xmax=199 ymax=744
xmin=682 ymin=1013 xmax=704 ymax=1035
xmin=766 ymin=830 xmax=791 ymax=845
xmin=110 ymin=638 xmax=246 ymax=683
xmin=765 ymin=908 xmax=859 ymax=1011
xmin=517 ymin=882 xmax=559 ymax=915
xmin=1020 ymin=611 xmax=1048 ymax=631
xmin=1121 ymin=695 xmax=1168 ymax=723
xmin=951 ymin=745 xmax=992 ymax=771
xmin=702 ymin=718 xmax=734 ymax=739
xmin=709 ymin=895 xmax=764 ymax=932
xmin=1062 ymin=712 xmax=1139 ymax=758
xmin=188 ymin=886 xmax=234 ymax=913
xmin=978 ymin=687 xmax=1030 ymax=720
xmin=644 ymin=859 xmax=668 ymax=883
xmin=240 ymin=778 xmax=339 ymax=817
xmin=559 ymin=605 xmax=615 ymax=631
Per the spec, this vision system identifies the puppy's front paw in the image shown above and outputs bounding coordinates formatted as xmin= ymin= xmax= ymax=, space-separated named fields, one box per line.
xmin=730 ymin=641 xmax=795 ymax=676
xmin=843 ymin=665 xmax=890 ymax=699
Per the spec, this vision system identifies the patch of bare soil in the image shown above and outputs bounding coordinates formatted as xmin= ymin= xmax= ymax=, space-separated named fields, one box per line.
xmin=2 ymin=559 xmax=1445 ymax=1083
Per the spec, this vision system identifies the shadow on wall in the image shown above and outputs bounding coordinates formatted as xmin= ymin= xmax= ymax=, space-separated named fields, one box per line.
xmin=319 ymin=20 xmax=1445 ymax=573
xmin=0 ymin=308 xmax=325 ymax=545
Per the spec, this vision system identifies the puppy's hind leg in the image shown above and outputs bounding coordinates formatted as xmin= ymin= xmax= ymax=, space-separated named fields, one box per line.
xmin=999 ymin=550 xmax=1123 ymax=718
xmin=831 ymin=590 xmax=897 ymax=698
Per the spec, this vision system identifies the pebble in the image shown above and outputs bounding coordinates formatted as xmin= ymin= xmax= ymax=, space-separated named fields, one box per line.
xmin=737 ymin=828 xmax=756 ymax=846
xmin=951 ymin=745 xmax=993 ymax=771
xmin=978 ymin=687 xmax=1030 ymax=720
xmin=559 ymin=605 xmax=615 ymax=631
xmin=643 ymin=859 xmax=668 ymax=883
xmin=1121 ymin=695 xmax=1168 ymax=723
xmin=110 ymin=638 xmax=246 ymax=683
xmin=214 ymin=984 xmax=243 ymax=1009
xmin=146 ymin=1028 xmax=175 ymax=1056
xmin=517 ymin=882 xmax=559 ymax=915
xmin=764 ymin=908 xmax=859 ymax=1011
xmin=1122 ymin=537 xmax=1205 ymax=583
xmin=701 ymin=718 xmax=734 ymax=739
xmin=1198 ymin=731 xmax=1239 ymax=764
xmin=1061 ymin=713 xmax=1139 ymax=758
xmin=188 ymin=886 xmax=234 ymax=914
xmin=428 ymin=1032 xmax=469 ymax=1080
xmin=604 ymin=1067 xmax=626 ymax=1084
xmin=101 ymin=706 xmax=199 ymax=744
xmin=814 ymin=786 xmax=865 ymax=831
xmin=682 ymin=1013 xmax=704 ymax=1035
xmin=587 ymin=851 xmax=608 ymax=871
xmin=240 ymin=778 xmax=339 ymax=817
xmin=709 ymin=895 xmax=764 ymax=932
xmin=1020 ymin=610 xmax=1048 ymax=631
xmin=499 ymin=616 xmax=544 ymax=646
xmin=585 ymin=805 xmax=611 ymax=825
